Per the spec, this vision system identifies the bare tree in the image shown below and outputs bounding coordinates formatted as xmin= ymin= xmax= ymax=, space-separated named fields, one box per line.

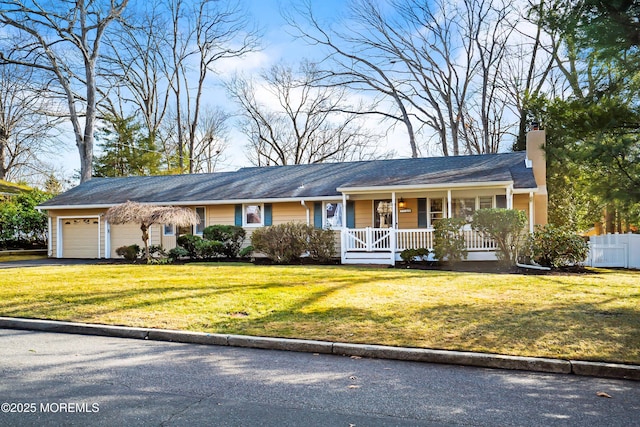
xmin=505 ymin=0 xmax=562 ymax=149
xmin=0 ymin=0 xmax=129 ymax=183
xmin=286 ymin=1 xmax=420 ymax=158
xmin=290 ymin=0 xmax=521 ymax=156
xmin=100 ymin=2 xmax=172 ymax=153
xmin=228 ymin=61 xmax=384 ymax=166
xmin=165 ymin=0 xmax=260 ymax=173
xmin=0 ymin=64 xmax=62 ymax=181
xmin=190 ymin=107 xmax=230 ymax=173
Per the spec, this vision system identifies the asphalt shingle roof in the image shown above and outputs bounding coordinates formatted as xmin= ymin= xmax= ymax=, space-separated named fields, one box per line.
xmin=40 ymin=152 xmax=537 ymax=208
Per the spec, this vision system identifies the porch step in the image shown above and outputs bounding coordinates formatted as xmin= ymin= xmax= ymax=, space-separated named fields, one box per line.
xmin=342 ymin=251 xmax=394 ymax=266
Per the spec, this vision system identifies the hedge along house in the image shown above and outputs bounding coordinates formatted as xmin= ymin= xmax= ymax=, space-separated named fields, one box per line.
xmin=38 ymin=130 xmax=547 ymax=265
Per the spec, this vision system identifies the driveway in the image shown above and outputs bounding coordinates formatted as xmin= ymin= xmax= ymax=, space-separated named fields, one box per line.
xmin=1 ymin=329 xmax=638 ymax=426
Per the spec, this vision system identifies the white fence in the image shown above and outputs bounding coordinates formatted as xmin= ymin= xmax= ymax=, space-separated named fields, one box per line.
xmin=588 ymin=233 xmax=640 ymax=269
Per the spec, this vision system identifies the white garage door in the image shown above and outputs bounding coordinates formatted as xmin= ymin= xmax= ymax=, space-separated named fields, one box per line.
xmin=61 ymin=218 xmax=100 ymax=258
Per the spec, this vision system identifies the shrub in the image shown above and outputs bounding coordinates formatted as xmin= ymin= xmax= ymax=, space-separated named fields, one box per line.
xmin=528 ymin=224 xmax=589 ymax=268
xmin=115 ymin=244 xmax=141 ymax=261
xmin=433 ymin=218 xmax=468 ymax=265
xmin=472 ymin=208 xmax=528 ymax=266
xmin=203 ymin=225 xmax=246 ymax=258
xmin=308 ymin=228 xmax=336 ymax=262
xmin=168 ymin=246 xmax=189 ymax=262
xmin=176 ymin=234 xmax=202 ymax=259
xmin=195 ymin=239 xmax=224 ymax=260
xmin=147 ymin=244 xmax=167 ymax=259
xmin=239 ymin=245 xmax=254 ymax=258
xmin=400 ymin=248 xmax=430 ymax=264
xmin=251 ymin=222 xmax=311 ymax=263
xmin=0 ymin=190 xmax=51 ymax=248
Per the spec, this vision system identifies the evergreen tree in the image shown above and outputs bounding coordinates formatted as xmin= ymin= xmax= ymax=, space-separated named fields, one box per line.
xmin=93 ymin=116 xmax=162 ymax=177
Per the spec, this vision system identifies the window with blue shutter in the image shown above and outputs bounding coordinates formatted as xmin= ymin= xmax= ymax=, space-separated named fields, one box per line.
xmin=264 ymin=204 xmax=272 ymax=226
xmin=346 ymin=201 xmax=355 ymax=228
xmin=417 ymin=198 xmax=427 ymax=228
xmin=314 ymin=202 xmax=322 ymax=228
xmin=234 ymin=204 xmax=242 ymax=226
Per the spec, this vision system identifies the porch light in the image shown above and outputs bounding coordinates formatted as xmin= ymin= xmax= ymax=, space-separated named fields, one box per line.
xmin=398 ymin=198 xmax=407 ymax=209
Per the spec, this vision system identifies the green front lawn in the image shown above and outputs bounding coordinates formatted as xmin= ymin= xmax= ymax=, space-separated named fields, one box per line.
xmin=0 ymin=263 xmax=638 ymax=364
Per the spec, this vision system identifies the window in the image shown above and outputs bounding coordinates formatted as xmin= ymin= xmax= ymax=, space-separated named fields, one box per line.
xmin=479 ymin=196 xmax=493 ymax=210
xmin=244 ymin=204 xmax=262 ymax=226
xmin=429 ymin=198 xmax=444 ymax=226
xmin=163 ymin=224 xmax=175 ymax=236
xmin=452 ymin=198 xmax=476 ymax=222
xmin=195 ymin=207 xmax=205 ymax=234
xmin=325 ymin=202 xmax=343 ymax=228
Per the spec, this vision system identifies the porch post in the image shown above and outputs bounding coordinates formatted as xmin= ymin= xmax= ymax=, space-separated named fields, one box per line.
xmin=506 ymin=186 xmax=513 ymax=209
xmin=447 ymin=190 xmax=452 ymax=218
xmin=529 ymin=192 xmax=534 ymax=233
xmin=391 ymin=192 xmax=396 ymax=227
xmin=341 ymin=192 xmax=348 ymax=263
xmin=391 ymin=191 xmax=397 ymax=265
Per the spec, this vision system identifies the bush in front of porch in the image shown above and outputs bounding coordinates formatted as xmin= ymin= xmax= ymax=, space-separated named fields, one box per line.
xmin=472 ymin=208 xmax=528 ymax=266
xmin=433 ymin=218 xmax=468 ymax=265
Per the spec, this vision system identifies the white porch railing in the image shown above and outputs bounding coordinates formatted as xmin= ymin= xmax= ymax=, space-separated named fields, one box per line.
xmin=343 ymin=227 xmax=393 ymax=251
xmin=343 ymin=228 xmax=497 ymax=253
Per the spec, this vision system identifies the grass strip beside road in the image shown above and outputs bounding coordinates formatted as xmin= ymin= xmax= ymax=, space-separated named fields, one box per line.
xmin=0 ymin=263 xmax=638 ymax=364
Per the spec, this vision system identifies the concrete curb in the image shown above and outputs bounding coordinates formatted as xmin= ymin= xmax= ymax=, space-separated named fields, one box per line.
xmin=1 ymin=317 xmax=638 ymax=381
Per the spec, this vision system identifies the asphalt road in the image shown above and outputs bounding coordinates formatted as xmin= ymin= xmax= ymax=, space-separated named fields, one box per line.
xmin=0 ymin=329 xmax=638 ymax=426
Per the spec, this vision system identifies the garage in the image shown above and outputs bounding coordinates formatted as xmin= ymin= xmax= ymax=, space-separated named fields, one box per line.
xmin=60 ymin=217 xmax=100 ymax=258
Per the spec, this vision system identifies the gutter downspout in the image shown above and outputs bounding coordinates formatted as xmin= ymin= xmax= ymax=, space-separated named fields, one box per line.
xmin=529 ymin=192 xmax=534 ymax=233
xmin=300 ymin=200 xmax=310 ymax=226
xmin=516 ymin=262 xmax=551 ymax=271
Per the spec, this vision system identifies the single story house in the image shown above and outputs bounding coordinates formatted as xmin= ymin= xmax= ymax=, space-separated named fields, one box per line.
xmin=38 ymin=131 xmax=548 ymax=265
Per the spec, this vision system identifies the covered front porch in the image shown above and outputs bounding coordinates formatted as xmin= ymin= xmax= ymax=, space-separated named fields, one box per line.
xmin=336 ymin=184 xmax=540 ymax=266
xmin=340 ymin=227 xmax=498 ymax=265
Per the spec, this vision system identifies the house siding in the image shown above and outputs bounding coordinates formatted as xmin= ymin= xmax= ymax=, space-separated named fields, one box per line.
xmin=397 ymin=198 xmax=419 ymax=229
xmin=206 ymin=204 xmax=236 ymax=225
xmin=162 ymin=233 xmax=177 ymax=251
xmin=272 ymin=202 xmax=308 ymax=225
xmin=513 ymin=194 xmax=530 ymax=225
xmin=110 ymin=222 xmax=142 ymax=257
xmin=354 ymin=200 xmax=372 ymax=228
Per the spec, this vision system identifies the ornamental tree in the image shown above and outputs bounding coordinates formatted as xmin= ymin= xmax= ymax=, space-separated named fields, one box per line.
xmin=105 ymin=201 xmax=199 ymax=262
